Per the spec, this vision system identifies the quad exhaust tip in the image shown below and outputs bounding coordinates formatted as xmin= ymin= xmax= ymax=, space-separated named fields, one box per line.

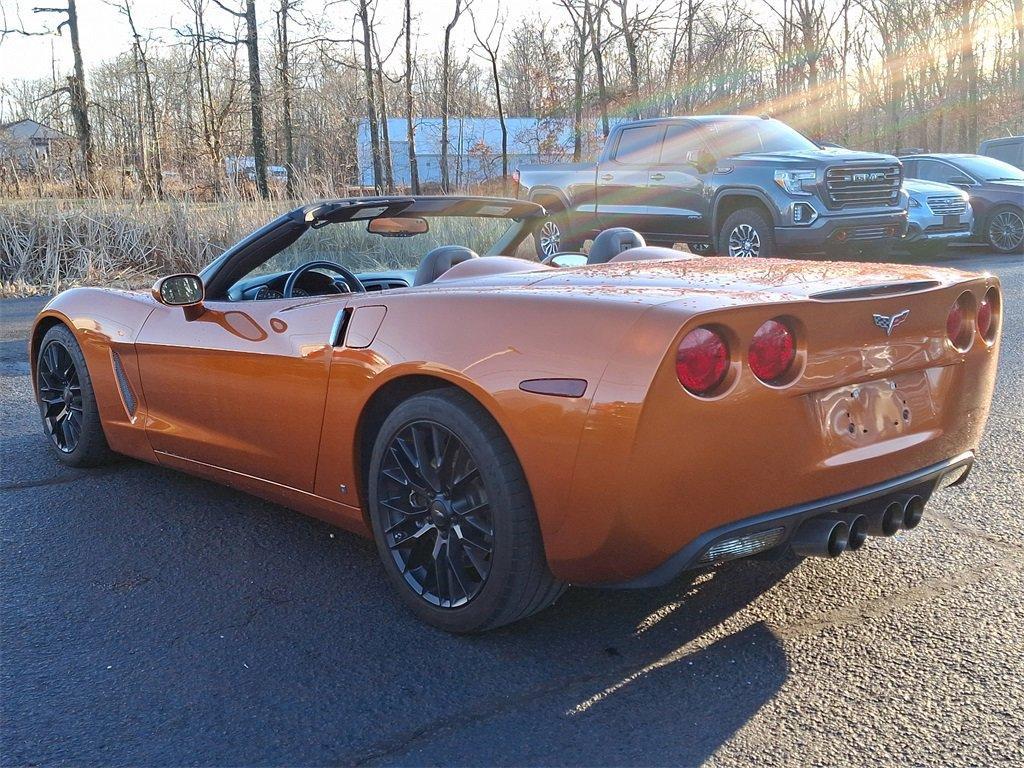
xmin=833 ymin=512 xmax=868 ymax=551
xmin=791 ymin=517 xmax=850 ymax=558
xmin=896 ymin=493 xmax=926 ymax=530
xmin=865 ymin=501 xmax=905 ymax=537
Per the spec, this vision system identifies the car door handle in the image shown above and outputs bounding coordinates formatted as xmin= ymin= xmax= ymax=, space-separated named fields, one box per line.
xmin=649 ymin=173 xmax=665 ymax=181
xmin=600 ymin=173 xmax=614 ymax=181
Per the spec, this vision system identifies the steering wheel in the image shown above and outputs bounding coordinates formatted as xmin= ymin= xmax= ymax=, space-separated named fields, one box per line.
xmin=283 ymin=260 xmax=366 ymax=298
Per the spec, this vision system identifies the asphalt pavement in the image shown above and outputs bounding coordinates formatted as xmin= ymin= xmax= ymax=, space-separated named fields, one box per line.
xmin=2 ymin=250 xmax=1023 ymax=767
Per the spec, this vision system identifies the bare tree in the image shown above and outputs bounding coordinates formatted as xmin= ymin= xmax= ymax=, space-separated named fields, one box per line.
xmin=276 ymin=0 xmax=296 ymax=197
xmin=211 ymin=0 xmax=270 ymax=198
xmin=32 ymin=0 xmax=94 ymax=188
xmin=404 ymin=0 xmax=419 ymax=193
xmin=471 ymin=4 xmax=508 ymax=189
xmin=440 ymin=0 xmax=471 ymax=193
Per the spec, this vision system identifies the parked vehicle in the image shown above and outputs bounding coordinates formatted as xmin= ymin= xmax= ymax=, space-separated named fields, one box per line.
xmin=979 ymin=136 xmax=1024 ymax=170
xmin=900 ymin=178 xmax=973 ymax=256
xmin=30 ymin=195 xmax=1002 ymax=632
xmin=901 ymin=153 xmax=1024 ymax=254
xmin=517 ymin=115 xmax=908 ymax=260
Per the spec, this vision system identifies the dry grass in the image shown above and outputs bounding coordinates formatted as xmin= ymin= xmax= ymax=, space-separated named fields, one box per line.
xmin=1 ymin=197 xmax=294 ymax=296
xmin=0 ymin=196 xmax=531 ymax=297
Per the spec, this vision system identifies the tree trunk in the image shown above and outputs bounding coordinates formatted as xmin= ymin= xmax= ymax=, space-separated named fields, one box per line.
xmin=244 ymin=0 xmax=269 ymax=198
xmin=404 ymin=0 xmax=420 ymax=193
xmin=375 ymin=65 xmax=394 ymax=192
xmin=358 ymin=0 xmax=383 ymax=191
xmin=278 ymin=0 xmax=295 ymax=198
xmin=441 ymin=1 xmax=465 ymax=193
xmin=617 ymin=0 xmax=642 ymax=119
xmin=66 ymin=0 xmax=94 ymax=190
xmin=591 ymin=9 xmax=610 ymax=136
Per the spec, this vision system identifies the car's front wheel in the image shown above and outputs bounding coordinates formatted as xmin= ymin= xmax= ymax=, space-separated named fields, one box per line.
xmin=985 ymin=206 xmax=1024 ymax=254
xmin=35 ymin=324 xmax=114 ymax=467
xmin=718 ymin=208 xmax=775 ymax=258
xmin=367 ymin=389 xmax=565 ymax=632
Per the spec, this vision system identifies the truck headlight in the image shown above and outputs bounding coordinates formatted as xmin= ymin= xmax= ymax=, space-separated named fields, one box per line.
xmin=773 ymin=169 xmax=816 ymax=196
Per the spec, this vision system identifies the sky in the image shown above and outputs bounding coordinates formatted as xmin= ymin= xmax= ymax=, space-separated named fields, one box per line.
xmin=0 ymin=0 xmax=547 ymax=84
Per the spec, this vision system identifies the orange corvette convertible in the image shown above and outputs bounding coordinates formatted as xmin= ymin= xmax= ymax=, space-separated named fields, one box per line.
xmin=31 ymin=196 xmax=1001 ymax=632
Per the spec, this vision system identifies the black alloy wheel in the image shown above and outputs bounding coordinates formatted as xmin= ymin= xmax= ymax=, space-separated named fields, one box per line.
xmin=377 ymin=420 xmax=494 ymax=608
xmin=368 ymin=389 xmax=565 ymax=632
xmin=35 ymin=323 xmax=114 ymax=467
xmin=37 ymin=339 xmax=84 ymax=453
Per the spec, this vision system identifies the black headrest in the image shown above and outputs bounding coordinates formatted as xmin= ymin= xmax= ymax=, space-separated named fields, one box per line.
xmin=413 ymin=246 xmax=479 ymax=286
xmin=587 ymin=228 xmax=647 ymax=264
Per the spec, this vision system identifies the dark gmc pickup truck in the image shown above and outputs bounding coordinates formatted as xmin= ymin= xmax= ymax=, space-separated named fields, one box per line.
xmin=517 ymin=115 xmax=909 ymax=259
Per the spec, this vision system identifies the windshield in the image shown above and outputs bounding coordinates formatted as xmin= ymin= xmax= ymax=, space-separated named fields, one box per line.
xmin=951 ymin=155 xmax=1024 ymax=181
xmin=249 ymin=215 xmax=514 ymax=278
xmin=701 ymin=119 xmax=819 ymax=157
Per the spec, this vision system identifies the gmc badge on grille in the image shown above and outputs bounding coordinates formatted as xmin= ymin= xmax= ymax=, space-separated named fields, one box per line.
xmin=853 ymin=171 xmax=887 ymax=182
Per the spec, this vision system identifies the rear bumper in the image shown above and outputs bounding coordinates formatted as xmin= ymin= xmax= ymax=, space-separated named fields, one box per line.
xmin=775 ymin=209 xmax=908 ymax=252
xmin=602 ymin=452 xmax=974 ymax=589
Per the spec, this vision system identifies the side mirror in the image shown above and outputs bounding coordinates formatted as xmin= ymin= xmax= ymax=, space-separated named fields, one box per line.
xmin=685 ymin=150 xmax=716 ymax=174
xmin=153 ymin=274 xmax=204 ymax=319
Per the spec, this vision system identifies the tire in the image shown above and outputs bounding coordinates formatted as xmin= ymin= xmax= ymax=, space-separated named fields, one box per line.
xmin=718 ymin=208 xmax=775 ymax=258
xmin=534 ymin=210 xmax=581 ymax=260
xmin=367 ymin=388 xmax=566 ymax=633
xmin=35 ymin=324 xmax=115 ymax=467
xmin=984 ymin=206 xmax=1024 ymax=254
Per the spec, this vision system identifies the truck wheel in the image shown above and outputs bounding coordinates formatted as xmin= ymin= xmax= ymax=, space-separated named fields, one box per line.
xmin=985 ymin=206 xmax=1024 ymax=253
xmin=718 ymin=208 xmax=775 ymax=258
xmin=534 ymin=212 xmax=581 ymax=259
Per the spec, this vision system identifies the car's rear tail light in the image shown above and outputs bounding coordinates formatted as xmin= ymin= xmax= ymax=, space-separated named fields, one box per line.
xmin=676 ymin=327 xmax=729 ymax=395
xmin=978 ymin=286 xmax=999 ymax=343
xmin=748 ymin=319 xmax=796 ymax=384
xmin=946 ymin=292 xmax=973 ymax=350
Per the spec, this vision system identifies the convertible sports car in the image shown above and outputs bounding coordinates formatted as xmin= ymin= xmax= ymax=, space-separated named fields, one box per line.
xmin=31 ymin=195 xmax=1002 ymax=632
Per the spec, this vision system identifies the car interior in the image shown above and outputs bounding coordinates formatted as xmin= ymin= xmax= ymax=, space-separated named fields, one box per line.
xmin=200 ymin=197 xmax=673 ymax=303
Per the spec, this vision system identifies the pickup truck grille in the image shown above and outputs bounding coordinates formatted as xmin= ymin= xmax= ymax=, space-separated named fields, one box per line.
xmin=825 ymin=165 xmax=902 ymax=207
xmin=926 ymin=195 xmax=968 ymax=216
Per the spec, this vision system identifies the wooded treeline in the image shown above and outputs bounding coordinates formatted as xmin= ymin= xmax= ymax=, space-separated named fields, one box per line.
xmin=2 ymin=0 xmax=1022 ymax=199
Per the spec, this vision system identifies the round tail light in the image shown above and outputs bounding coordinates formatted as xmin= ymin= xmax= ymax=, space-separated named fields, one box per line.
xmin=946 ymin=292 xmax=973 ymax=350
xmin=676 ymin=327 xmax=729 ymax=395
xmin=748 ymin=319 xmax=796 ymax=384
xmin=977 ymin=286 xmax=999 ymax=342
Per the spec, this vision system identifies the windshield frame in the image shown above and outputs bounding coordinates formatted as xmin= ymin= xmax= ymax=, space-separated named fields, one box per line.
xmin=200 ymin=196 xmax=543 ymax=300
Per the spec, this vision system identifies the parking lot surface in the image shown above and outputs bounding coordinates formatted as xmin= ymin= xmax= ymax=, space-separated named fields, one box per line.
xmin=2 ymin=250 xmax=1023 ymax=767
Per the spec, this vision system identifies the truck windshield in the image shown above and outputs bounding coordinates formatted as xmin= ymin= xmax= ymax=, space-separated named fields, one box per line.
xmin=701 ymin=119 xmax=819 ymax=157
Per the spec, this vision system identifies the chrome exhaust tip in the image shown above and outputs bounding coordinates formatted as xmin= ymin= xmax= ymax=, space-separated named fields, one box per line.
xmin=791 ymin=517 xmax=850 ymax=558
xmin=834 ymin=512 xmax=869 ymax=551
xmin=864 ymin=500 xmax=904 ymax=537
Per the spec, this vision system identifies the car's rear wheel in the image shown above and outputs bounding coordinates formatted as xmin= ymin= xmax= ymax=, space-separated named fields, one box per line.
xmin=36 ymin=324 xmax=114 ymax=467
xmin=534 ymin=211 xmax=581 ymax=259
xmin=985 ymin=206 xmax=1024 ymax=253
xmin=367 ymin=389 xmax=565 ymax=632
xmin=719 ymin=208 xmax=775 ymax=258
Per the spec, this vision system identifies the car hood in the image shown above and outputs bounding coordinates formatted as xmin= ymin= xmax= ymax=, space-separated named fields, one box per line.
xmin=429 ymin=252 xmax=974 ymax=307
xmin=730 ymin=148 xmax=898 ymax=166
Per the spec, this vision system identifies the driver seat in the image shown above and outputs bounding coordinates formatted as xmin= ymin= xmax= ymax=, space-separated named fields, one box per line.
xmin=413 ymin=246 xmax=479 ymax=286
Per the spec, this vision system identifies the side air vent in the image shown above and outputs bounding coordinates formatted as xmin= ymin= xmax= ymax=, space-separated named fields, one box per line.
xmin=809 ymin=280 xmax=942 ymax=301
xmin=111 ymin=350 xmax=137 ymax=416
